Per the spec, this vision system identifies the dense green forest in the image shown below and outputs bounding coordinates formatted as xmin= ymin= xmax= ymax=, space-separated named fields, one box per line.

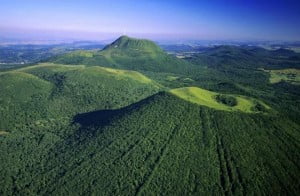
xmin=0 ymin=36 xmax=299 ymax=195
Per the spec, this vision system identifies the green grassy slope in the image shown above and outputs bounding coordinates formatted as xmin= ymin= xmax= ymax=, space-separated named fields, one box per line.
xmin=103 ymin=35 xmax=162 ymax=52
xmin=0 ymin=63 xmax=160 ymax=130
xmin=170 ymin=87 xmax=270 ymax=113
xmin=50 ymin=36 xmax=195 ymax=74
xmin=1 ymin=92 xmax=298 ymax=195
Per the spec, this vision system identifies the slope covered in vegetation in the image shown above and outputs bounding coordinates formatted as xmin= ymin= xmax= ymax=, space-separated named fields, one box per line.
xmin=0 ymin=36 xmax=300 ymax=195
xmin=49 ymin=36 xmax=195 ymax=74
xmin=1 ymin=92 xmax=299 ymax=195
xmin=0 ymin=63 xmax=160 ymax=130
xmin=170 ymin=87 xmax=270 ymax=113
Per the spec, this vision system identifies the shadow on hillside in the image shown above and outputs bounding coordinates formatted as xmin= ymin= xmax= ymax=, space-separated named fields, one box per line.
xmin=73 ymin=109 xmax=121 ymax=127
xmin=72 ymin=91 xmax=167 ymax=129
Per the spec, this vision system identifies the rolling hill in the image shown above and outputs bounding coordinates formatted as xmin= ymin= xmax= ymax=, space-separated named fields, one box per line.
xmin=0 ymin=36 xmax=300 ymax=195
xmin=0 ymin=63 xmax=161 ymax=130
xmin=50 ymin=36 xmax=195 ymax=74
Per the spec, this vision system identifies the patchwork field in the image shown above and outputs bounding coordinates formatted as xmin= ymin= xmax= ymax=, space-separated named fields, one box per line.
xmin=263 ymin=68 xmax=300 ymax=84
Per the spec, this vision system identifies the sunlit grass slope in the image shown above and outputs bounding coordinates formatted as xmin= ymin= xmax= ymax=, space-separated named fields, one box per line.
xmin=103 ymin=35 xmax=163 ymax=53
xmin=20 ymin=63 xmax=160 ymax=85
xmin=50 ymin=36 xmax=195 ymax=74
xmin=0 ymin=63 xmax=161 ymax=129
xmin=170 ymin=87 xmax=270 ymax=113
xmin=93 ymin=66 xmax=156 ymax=84
xmin=0 ymin=71 xmax=52 ymax=103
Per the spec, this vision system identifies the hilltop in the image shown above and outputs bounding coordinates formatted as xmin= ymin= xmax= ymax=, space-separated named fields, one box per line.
xmin=50 ymin=35 xmax=194 ymax=73
xmin=102 ymin=35 xmax=162 ymax=52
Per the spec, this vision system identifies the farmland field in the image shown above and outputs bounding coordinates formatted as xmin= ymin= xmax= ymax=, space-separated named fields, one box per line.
xmin=265 ymin=68 xmax=300 ymax=84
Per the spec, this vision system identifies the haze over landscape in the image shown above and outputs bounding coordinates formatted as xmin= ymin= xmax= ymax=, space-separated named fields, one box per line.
xmin=1 ymin=0 xmax=300 ymax=41
xmin=0 ymin=0 xmax=300 ymax=195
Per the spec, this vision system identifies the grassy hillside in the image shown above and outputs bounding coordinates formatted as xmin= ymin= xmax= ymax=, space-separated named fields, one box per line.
xmin=103 ymin=35 xmax=162 ymax=52
xmin=50 ymin=36 xmax=195 ymax=74
xmin=0 ymin=63 xmax=160 ymax=130
xmin=1 ymin=92 xmax=299 ymax=195
xmin=170 ymin=87 xmax=270 ymax=113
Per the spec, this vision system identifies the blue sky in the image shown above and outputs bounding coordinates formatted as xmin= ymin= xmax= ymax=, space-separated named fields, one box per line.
xmin=0 ymin=0 xmax=299 ymax=41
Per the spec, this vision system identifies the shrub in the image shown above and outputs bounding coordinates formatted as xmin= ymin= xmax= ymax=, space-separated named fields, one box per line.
xmin=215 ymin=94 xmax=237 ymax=107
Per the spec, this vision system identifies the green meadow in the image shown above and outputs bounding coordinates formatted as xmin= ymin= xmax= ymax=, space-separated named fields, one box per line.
xmin=170 ymin=87 xmax=269 ymax=113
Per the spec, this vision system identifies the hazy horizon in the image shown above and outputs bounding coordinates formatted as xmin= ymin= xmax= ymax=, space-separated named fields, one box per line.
xmin=1 ymin=0 xmax=300 ymax=42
